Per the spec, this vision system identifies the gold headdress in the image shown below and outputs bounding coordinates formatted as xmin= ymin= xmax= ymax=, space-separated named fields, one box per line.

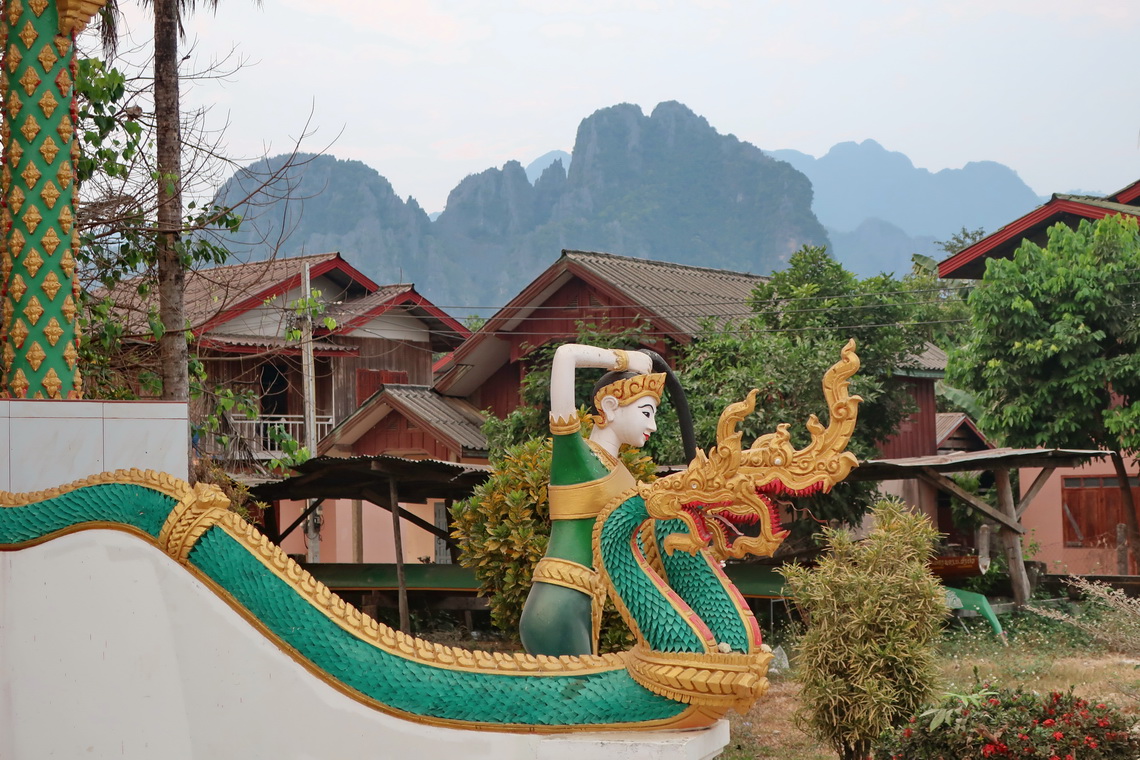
xmin=593 ymin=373 xmax=666 ymax=427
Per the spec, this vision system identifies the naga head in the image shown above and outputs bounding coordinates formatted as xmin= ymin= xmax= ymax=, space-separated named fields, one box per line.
xmin=643 ymin=340 xmax=862 ymax=559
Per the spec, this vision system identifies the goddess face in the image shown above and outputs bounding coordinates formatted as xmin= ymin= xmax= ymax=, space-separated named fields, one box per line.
xmin=600 ymin=396 xmax=658 ymax=449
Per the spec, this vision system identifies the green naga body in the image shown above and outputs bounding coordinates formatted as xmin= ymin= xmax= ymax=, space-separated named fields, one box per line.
xmin=0 ymin=342 xmax=861 ymax=732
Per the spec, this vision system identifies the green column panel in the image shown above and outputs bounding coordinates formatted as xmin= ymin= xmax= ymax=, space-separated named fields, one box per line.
xmin=1 ymin=0 xmax=82 ymax=398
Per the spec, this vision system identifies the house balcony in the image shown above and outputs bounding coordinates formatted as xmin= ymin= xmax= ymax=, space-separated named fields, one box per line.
xmin=199 ymin=414 xmax=335 ymax=462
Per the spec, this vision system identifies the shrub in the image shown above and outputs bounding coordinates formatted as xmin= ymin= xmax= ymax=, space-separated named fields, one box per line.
xmin=1030 ymin=576 xmax=1140 ymax=657
xmin=874 ymin=686 xmax=1140 ymax=759
xmin=780 ymin=498 xmax=945 ymax=760
xmin=450 ymin=429 xmax=655 ymax=648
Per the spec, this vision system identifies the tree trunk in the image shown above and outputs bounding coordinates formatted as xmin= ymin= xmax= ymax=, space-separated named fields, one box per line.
xmin=154 ymin=0 xmax=188 ymax=401
xmin=1109 ymin=451 xmax=1139 ymax=573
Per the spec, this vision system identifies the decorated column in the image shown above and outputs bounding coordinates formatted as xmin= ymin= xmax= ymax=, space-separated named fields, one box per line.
xmin=1 ymin=0 xmax=104 ymax=398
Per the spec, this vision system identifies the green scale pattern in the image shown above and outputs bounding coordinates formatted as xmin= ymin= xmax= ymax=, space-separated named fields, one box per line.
xmin=188 ymin=525 xmax=685 ymax=726
xmin=598 ymin=497 xmax=707 ymax=653
xmin=0 ymin=484 xmax=174 ymax=544
xmin=654 ymin=518 xmax=752 ymax=653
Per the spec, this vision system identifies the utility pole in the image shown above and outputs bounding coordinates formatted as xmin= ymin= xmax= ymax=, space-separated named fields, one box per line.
xmin=301 ymin=263 xmax=320 ymax=563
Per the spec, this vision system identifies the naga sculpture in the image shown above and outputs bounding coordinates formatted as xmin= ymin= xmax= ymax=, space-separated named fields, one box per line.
xmin=0 ymin=341 xmax=861 ymax=732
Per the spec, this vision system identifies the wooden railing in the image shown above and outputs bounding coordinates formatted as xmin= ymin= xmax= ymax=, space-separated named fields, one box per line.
xmin=200 ymin=414 xmax=334 ymax=461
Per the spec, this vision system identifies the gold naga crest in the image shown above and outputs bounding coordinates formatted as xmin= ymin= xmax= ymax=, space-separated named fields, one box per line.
xmin=642 ymin=340 xmax=862 ymax=559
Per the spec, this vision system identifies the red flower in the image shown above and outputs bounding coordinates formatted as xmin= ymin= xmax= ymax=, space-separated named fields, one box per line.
xmin=1084 ymin=737 xmax=1098 ymax=748
xmin=903 ymin=728 xmax=912 ymax=738
xmin=1097 ymin=717 xmax=1110 ymax=727
xmin=1043 ymin=719 xmax=1055 ymax=726
xmin=988 ymin=697 xmax=1001 ymax=705
xmin=983 ymin=743 xmax=997 ymax=756
xmin=1053 ymin=731 xmax=1064 ymax=740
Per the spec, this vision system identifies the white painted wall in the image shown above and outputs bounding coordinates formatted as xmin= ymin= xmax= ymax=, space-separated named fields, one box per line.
xmin=346 ymin=310 xmax=431 ymax=342
xmin=0 ymin=530 xmax=728 ymax=760
xmin=0 ymin=400 xmax=188 ymax=492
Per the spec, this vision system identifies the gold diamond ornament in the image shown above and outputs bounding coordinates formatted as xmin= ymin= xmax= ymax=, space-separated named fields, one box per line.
xmin=25 ymin=341 xmax=46 ymax=371
xmin=20 ymin=114 xmax=40 ymax=142
xmin=23 ymin=295 xmax=43 ymax=325
xmin=7 ymin=0 xmax=22 ymax=27
xmin=23 ymin=248 xmax=43 ymax=277
xmin=54 ymin=37 xmax=70 ymax=57
xmin=37 ymin=89 xmax=58 ymax=118
xmin=60 ymin=249 xmax=76 ymax=278
xmin=42 ymin=367 xmax=62 ymax=398
xmin=41 ymin=227 xmax=60 ymax=255
xmin=57 ymin=115 xmax=73 ymax=145
xmin=10 ymin=230 xmax=26 ymax=255
xmin=18 ymin=21 xmax=37 ymax=49
xmin=40 ymin=180 xmax=60 ymax=208
xmin=2 ymin=344 xmax=14 ymax=371
xmin=43 ymin=317 xmax=63 ymax=346
xmin=10 ymin=319 xmax=28 ymax=348
xmin=62 ymin=294 xmax=76 ymax=322
xmin=8 ymin=140 xmax=24 ymax=167
xmin=9 ymin=187 xmax=25 ymax=216
xmin=21 ymin=204 xmax=42 ymax=234
xmin=10 ymin=369 xmax=29 ymax=398
xmin=55 ymin=67 xmax=71 ymax=92
xmin=6 ymin=94 xmax=21 ymax=120
xmin=10 ymin=274 xmax=26 ymax=302
xmin=41 ymin=271 xmax=61 ymax=301
xmin=63 ymin=340 xmax=79 ymax=369
xmin=18 ymin=63 xmax=39 ymax=95
xmin=57 ymin=160 xmax=73 ymax=188
xmin=7 ymin=44 xmax=22 ymax=74
xmin=20 ymin=161 xmax=42 ymax=189
xmin=36 ymin=42 xmax=57 ymax=71
xmin=59 ymin=206 xmax=74 ymax=234
xmin=28 ymin=0 xmax=48 ymax=16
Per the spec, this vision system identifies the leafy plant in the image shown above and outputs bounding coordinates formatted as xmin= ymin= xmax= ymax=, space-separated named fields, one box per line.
xmin=780 ymin=498 xmax=946 ymax=760
xmin=874 ymin=686 xmax=1140 ymax=759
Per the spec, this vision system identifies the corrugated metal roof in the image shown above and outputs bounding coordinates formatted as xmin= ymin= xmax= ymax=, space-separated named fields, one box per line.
xmin=564 ymin=250 xmax=767 ymax=336
xmin=935 ymin=412 xmax=992 ymax=449
xmin=105 ymin=252 xmax=343 ymax=333
xmin=375 ymin=385 xmax=489 ymax=454
xmin=324 ymin=284 xmax=411 ymax=323
xmin=849 ymin=447 xmax=1109 ymax=482
xmin=902 ymin=342 xmax=947 ymax=374
xmin=196 ymin=334 xmax=357 ymax=353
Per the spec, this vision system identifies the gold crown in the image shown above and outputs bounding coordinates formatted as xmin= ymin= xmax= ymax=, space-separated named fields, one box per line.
xmin=594 ymin=372 xmax=666 ymax=413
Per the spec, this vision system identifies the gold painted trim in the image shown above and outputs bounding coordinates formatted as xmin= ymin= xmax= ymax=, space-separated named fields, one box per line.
xmin=626 ymin=643 xmax=772 ymax=713
xmin=214 ymin=513 xmax=625 ymax=677
xmin=157 ymin=482 xmax=231 ymax=564
xmin=548 ymin=413 xmax=581 ymax=435
xmin=548 ymin=466 xmax=635 ymax=520
xmin=0 ymin=468 xmax=193 ymax=508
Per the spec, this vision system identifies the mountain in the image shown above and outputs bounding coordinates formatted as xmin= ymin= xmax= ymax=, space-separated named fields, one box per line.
xmin=210 ymin=106 xmax=1042 ymax=310
xmin=212 ymin=102 xmax=828 ymax=309
xmin=767 ymin=140 xmax=1041 ymax=273
xmin=525 ymin=150 xmax=571 ymax=184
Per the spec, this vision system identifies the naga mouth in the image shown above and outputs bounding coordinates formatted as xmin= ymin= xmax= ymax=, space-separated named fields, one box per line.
xmin=681 ymin=497 xmax=781 ymax=548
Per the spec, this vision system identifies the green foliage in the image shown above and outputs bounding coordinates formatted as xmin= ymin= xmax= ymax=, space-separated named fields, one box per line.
xmin=948 ymin=215 xmax=1140 ymax=454
xmin=75 ymin=58 xmax=143 ymax=184
xmin=682 ymin=246 xmax=931 ymax=523
xmin=780 ymin=498 xmax=945 ymax=760
xmin=450 ymin=435 xmax=655 ymax=645
xmin=874 ymin=686 xmax=1140 ymax=759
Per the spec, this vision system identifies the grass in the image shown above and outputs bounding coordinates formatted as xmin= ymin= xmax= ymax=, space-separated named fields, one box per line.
xmin=716 ymin=612 xmax=1140 ymax=760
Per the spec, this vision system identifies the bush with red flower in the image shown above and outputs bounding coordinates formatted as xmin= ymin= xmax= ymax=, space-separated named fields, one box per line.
xmin=873 ymin=686 xmax=1139 ymax=759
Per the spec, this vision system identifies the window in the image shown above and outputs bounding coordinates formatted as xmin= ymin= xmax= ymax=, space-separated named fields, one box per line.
xmin=1061 ymin=476 xmax=1140 ymax=547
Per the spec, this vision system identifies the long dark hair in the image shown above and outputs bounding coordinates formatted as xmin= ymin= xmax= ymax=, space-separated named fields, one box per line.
xmin=589 ymin=350 xmax=697 ymax=464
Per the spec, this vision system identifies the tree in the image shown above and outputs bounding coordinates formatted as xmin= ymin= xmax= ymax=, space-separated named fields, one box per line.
xmin=947 ymin=215 xmax=1140 ymax=567
xmin=679 ymin=246 xmax=931 ymax=525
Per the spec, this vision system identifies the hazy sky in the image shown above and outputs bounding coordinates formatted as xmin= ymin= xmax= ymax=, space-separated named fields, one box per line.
xmin=111 ymin=1 xmax=1140 ymax=214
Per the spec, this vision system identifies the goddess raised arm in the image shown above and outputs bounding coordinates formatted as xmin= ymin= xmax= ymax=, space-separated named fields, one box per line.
xmin=520 ymin=344 xmax=666 ymax=656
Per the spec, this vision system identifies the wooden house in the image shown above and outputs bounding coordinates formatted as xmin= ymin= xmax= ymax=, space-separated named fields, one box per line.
xmin=106 ymin=252 xmax=468 ymax=464
xmin=938 ymin=181 xmax=1140 ymax=574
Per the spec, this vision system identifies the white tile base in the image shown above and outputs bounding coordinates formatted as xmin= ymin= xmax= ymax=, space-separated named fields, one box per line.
xmin=0 ymin=400 xmax=187 ymax=492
